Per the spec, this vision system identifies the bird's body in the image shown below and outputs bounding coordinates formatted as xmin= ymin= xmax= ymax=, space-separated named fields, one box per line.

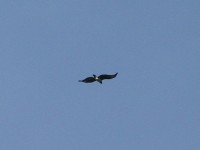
xmin=79 ymin=73 xmax=118 ymax=84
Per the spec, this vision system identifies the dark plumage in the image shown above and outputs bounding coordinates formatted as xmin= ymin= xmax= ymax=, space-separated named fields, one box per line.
xmin=78 ymin=77 xmax=96 ymax=83
xmin=79 ymin=73 xmax=118 ymax=84
xmin=98 ymin=73 xmax=118 ymax=80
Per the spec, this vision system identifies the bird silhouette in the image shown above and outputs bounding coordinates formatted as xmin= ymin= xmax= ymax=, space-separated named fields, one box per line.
xmin=79 ymin=73 xmax=118 ymax=84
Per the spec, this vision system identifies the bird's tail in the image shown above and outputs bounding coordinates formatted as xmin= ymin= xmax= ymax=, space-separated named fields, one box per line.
xmin=78 ymin=80 xmax=82 ymax=82
xmin=97 ymin=80 xmax=102 ymax=84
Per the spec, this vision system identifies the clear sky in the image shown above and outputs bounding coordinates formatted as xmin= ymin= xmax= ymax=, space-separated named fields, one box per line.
xmin=0 ymin=0 xmax=200 ymax=150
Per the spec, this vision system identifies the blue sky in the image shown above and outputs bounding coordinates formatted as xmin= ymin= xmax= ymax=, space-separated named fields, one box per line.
xmin=0 ymin=0 xmax=200 ymax=150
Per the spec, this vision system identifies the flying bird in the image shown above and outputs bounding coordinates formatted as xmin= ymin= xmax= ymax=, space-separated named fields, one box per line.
xmin=79 ymin=73 xmax=118 ymax=84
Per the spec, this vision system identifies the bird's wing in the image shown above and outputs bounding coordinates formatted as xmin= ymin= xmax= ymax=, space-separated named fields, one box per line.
xmin=81 ymin=77 xmax=96 ymax=83
xmin=98 ymin=73 xmax=118 ymax=80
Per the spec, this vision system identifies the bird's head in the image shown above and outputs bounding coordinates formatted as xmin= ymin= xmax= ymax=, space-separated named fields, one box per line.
xmin=93 ymin=74 xmax=96 ymax=78
xmin=93 ymin=74 xmax=98 ymax=80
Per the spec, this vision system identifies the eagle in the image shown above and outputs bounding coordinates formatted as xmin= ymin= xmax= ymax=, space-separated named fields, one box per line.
xmin=79 ymin=73 xmax=118 ymax=84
